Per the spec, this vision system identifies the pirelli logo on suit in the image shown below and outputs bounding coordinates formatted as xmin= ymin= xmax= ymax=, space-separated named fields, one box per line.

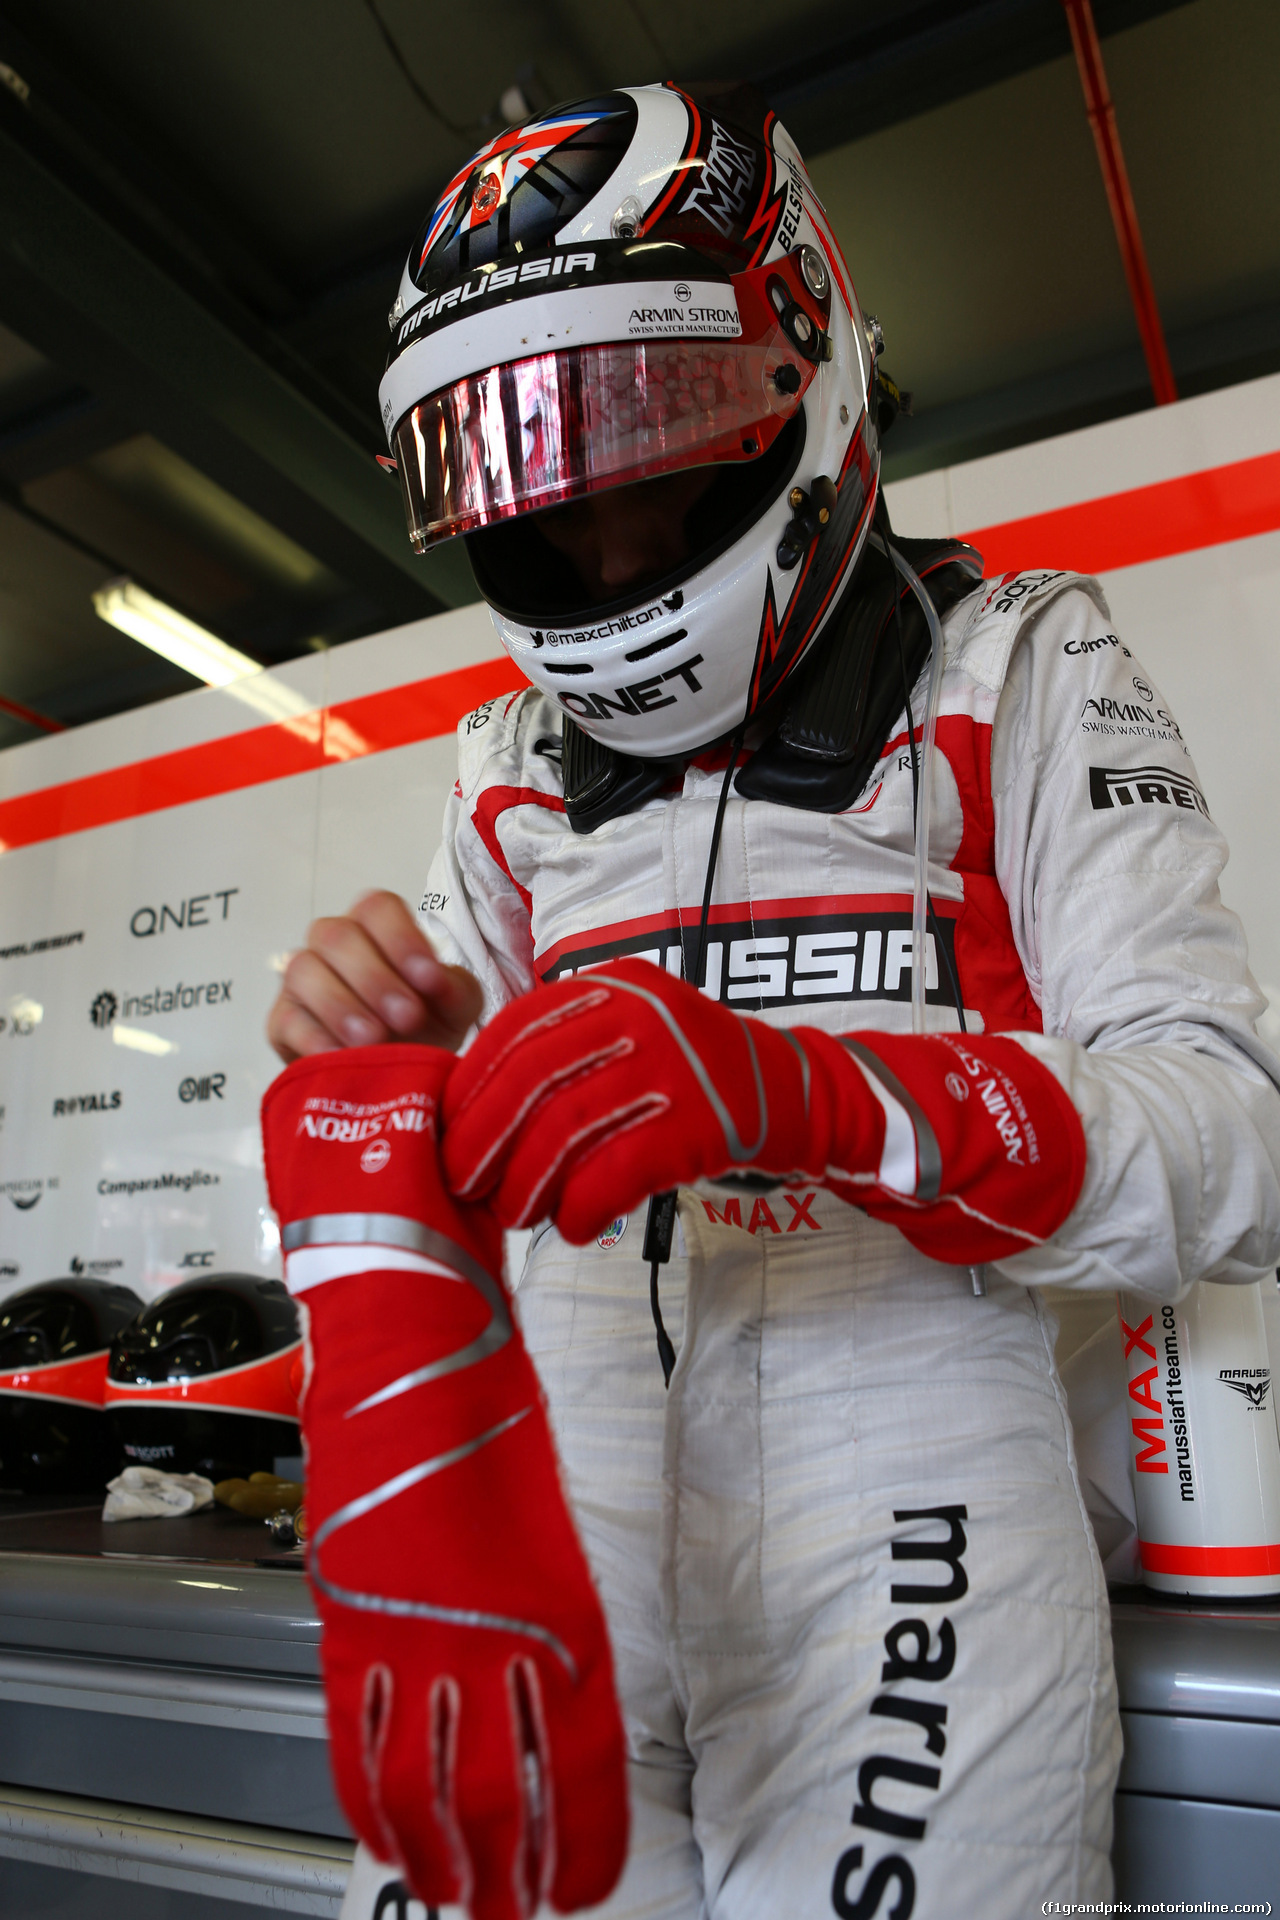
xmin=1089 ymin=764 xmax=1209 ymax=817
xmin=539 ymin=902 xmax=962 ymax=1014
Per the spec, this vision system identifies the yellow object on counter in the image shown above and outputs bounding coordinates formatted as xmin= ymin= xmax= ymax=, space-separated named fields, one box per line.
xmin=213 ymin=1471 xmax=305 ymax=1519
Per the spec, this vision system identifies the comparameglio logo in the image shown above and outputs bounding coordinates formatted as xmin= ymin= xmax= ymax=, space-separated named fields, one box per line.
xmin=97 ymin=1170 xmax=220 ymax=1197
xmin=1063 ymin=632 xmax=1131 ymax=659
xmin=1220 ymin=1367 xmax=1271 ymax=1411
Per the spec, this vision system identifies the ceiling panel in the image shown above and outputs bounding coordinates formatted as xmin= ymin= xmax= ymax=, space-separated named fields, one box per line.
xmin=0 ymin=0 xmax=1272 ymax=741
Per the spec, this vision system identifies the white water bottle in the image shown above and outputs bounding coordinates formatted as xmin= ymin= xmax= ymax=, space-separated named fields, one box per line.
xmin=1118 ymin=1279 xmax=1280 ymax=1597
xmin=1261 ymin=1269 xmax=1280 ymax=1451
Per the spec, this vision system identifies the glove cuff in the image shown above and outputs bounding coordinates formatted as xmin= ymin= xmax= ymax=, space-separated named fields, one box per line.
xmin=808 ymin=1027 xmax=1087 ymax=1263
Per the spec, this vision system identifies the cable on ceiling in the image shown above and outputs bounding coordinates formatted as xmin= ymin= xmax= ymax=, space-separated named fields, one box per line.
xmin=359 ymin=0 xmax=484 ymax=140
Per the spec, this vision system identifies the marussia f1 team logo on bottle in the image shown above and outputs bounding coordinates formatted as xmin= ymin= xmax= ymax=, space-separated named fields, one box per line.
xmin=1220 ymin=1369 xmax=1272 ymax=1410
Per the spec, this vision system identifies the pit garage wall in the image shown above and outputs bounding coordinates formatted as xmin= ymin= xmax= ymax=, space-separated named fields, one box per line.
xmin=0 ymin=371 xmax=1278 ymax=1305
xmin=0 ymin=609 xmax=509 ymax=1300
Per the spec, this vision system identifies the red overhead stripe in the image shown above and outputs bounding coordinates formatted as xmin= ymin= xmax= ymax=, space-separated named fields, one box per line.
xmin=3 ymin=447 xmax=1280 ymax=854
xmin=963 ymin=448 xmax=1280 ymax=578
xmin=0 ymin=657 xmax=526 ymax=854
xmin=1061 ymin=0 xmax=1177 ymax=406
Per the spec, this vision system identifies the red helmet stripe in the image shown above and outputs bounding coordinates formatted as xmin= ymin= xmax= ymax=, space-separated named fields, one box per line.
xmin=104 ymin=1340 xmax=302 ymax=1420
xmin=642 ymin=86 xmax=703 ymax=234
xmin=0 ymin=1349 xmax=109 ymax=1410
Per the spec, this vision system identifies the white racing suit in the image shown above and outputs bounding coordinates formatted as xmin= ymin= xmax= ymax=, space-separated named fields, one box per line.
xmin=345 ymin=572 xmax=1280 ymax=1920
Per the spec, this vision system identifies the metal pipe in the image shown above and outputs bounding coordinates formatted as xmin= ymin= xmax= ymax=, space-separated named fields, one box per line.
xmin=0 ymin=690 xmax=64 ymax=732
xmin=1061 ymin=0 xmax=1177 ymax=406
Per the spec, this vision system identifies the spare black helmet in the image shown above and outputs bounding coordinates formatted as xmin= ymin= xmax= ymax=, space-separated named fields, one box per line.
xmin=106 ymin=1273 xmax=302 ymax=1482
xmin=0 ymin=1277 xmax=143 ymax=1493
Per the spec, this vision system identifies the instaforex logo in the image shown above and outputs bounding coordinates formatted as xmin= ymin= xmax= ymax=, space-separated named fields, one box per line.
xmin=90 ymin=980 xmax=232 ymax=1027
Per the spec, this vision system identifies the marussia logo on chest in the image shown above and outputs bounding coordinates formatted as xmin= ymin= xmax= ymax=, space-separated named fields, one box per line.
xmin=543 ymin=908 xmax=961 ymax=1013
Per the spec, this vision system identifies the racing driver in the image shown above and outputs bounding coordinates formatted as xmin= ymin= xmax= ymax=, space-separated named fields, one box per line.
xmin=265 ymin=82 xmax=1280 ymax=1920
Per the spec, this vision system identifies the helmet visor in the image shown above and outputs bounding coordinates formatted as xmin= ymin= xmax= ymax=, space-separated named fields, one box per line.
xmin=390 ymin=319 xmax=819 ymax=553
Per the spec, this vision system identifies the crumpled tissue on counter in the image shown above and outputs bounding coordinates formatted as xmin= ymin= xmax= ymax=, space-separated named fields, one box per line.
xmin=103 ymin=1466 xmax=216 ymax=1522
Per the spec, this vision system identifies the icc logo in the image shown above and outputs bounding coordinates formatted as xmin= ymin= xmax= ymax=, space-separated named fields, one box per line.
xmin=90 ymin=990 xmax=118 ymax=1029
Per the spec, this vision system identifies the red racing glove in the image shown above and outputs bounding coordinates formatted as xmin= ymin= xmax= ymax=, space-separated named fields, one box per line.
xmin=442 ymin=959 xmax=1086 ymax=1263
xmin=260 ymin=1046 xmax=627 ymax=1920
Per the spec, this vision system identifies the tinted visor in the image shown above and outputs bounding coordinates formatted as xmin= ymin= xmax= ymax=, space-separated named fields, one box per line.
xmin=391 ymin=299 xmax=819 ymax=553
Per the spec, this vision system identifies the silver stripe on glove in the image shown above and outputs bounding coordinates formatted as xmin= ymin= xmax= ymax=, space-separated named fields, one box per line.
xmin=285 ymin=1213 xmax=573 ymax=1675
xmin=837 ymin=1038 xmax=943 ymax=1201
xmin=604 ymin=973 xmax=770 ymax=1162
xmin=284 ymin=1213 xmax=513 ymax=1416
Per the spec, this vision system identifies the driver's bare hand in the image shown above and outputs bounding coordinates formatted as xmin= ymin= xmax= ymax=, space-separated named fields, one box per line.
xmin=267 ymin=890 xmax=483 ymax=1063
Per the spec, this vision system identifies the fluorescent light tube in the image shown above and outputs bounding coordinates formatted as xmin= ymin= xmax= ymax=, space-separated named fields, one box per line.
xmin=112 ymin=1023 xmax=176 ymax=1056
xmin=90 ymin=577 xmax=365 ymax=752
xmin=93 ymin=578 xmax=260 ymax=687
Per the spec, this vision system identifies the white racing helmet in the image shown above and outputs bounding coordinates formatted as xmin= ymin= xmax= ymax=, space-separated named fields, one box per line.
xmin=379 ymin=82 xmax=881 ymax=759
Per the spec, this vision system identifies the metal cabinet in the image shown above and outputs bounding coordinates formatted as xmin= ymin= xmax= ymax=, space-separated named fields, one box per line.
xmin=0 ymin=1501 xmax=352 ymax=1917
xmin=4 ymin=1511 xmax=1279 ymax=1912
xmin=1111 ymin=1592 xmax=1280 ymax=1902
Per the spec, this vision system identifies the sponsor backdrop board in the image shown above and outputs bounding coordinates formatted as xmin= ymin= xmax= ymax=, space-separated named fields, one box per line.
xmin=0 ymin=608 xmax=505 ymax=1301
xmin=1 ymin=371 xmax=1279 ymax=1305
